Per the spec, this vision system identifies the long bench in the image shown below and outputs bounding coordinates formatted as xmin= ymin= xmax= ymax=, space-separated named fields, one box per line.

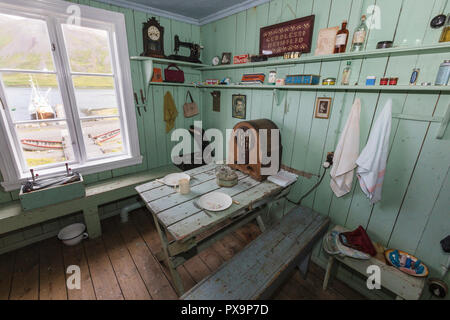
xmin=181 ymin=206 xmax=330 ymax=300
xmin=0 ymin=165 xmax=179 ymax=242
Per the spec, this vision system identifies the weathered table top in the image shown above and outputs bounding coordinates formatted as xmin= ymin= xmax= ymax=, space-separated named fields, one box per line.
xmin=136 ymin=163 xmax=287 ymax=242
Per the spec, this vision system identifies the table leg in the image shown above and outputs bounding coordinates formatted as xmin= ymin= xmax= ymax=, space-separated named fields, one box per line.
xmin=298 ymin=252 xmax=311 ymax=279
xmin=256 ymin=215 xmax=266 ymax=232
xmin=323 ymin=256 xmax=335 ymax=290
xmin=151 ymin=214 xmax=185 ymax=296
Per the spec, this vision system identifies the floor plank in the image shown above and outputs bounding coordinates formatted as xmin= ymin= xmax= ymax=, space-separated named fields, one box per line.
xmin=0 ymin=211 xmax=366 ymax=301
xmin=130 ymin=209 xmax=196 ymax=292
xmin=83 ymin=237 xmax=124 ymax=300
xmin=211 ymin=234 xmax=245 ymax=261
xmin=62 ymin=242 xmax=96 ymax=300
xmin=39 ymin=238 xmax=67 ymax=300
xmin=102 ymin=218 xmax=152 ymax=300
xmin=0 ymin=252 xmax=14 ymax=300
xmin=118 ymin=214 xmax=178 ymax=300
xmin=9 ymin=243 xmax=40 ymax=300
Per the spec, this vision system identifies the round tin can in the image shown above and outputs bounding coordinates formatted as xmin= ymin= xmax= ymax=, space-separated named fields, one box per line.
xmin=435 ymin=60 xmax=450 ymax=85
xmin=410 ymin=68 xmax=420 ymax=85
xmin=366 ymin=76 xmax=376 ymax=86
xmin=380 ymin=77 xmax=389 ymax=85
xmin=389 ymin=77 xmax=398 ymax=85
xmin=322 ymin=77 xmax=336 ymax=85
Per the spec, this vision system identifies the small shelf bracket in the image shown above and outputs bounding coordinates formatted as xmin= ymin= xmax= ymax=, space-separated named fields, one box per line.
xmin=273 ymin=88 xmax=286 ymax=106
xmin=436 ymin=103 xmax=450 ymax=139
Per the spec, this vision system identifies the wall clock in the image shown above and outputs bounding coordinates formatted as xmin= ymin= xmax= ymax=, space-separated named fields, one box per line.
xmin=141 ymin=17 xmax=165 ymax=58
xmin=212 ymin=56 xmax=220 ymax=66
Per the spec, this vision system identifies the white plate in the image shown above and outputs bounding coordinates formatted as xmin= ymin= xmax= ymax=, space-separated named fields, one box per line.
xmin=197 ymin=191 xmax=232 ymax=212
xmin=161 ymin=173 xmax=190 ymax=186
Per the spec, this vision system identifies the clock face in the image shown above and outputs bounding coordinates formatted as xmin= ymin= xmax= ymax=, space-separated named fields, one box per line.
xmin=147 ymin=26 xmax=160 ymax=41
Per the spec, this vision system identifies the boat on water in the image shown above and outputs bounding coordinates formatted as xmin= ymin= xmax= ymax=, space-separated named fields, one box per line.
xmin=91 ymin=128 xmax=120 ymax=145
xmin=21 ymin=139 xmax=63 ymax=151
xmin=28 ymin=77 xmax=56 ymax=120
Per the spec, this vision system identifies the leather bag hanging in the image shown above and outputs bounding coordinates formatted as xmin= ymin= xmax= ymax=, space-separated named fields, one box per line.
xmin=164 ymin=64 xmax=185 ymax=83
xmin=183 ymin=91 xmax=199 ymax=118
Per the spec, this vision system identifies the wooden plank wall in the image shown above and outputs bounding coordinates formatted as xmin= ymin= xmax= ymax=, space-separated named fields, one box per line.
xmin=0 ymin=0 xmax=201 ymax=250
xmin=199 ymin=0 xmax=450 ymax=299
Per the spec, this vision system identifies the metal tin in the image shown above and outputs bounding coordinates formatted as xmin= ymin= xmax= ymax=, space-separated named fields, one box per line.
xmin=285 ymin=74 xmax=320 ymax=85
xmin=376 ymin=41 xmax=393 ymax=49
xmin=435 ymin=60 xmax=450 ymax=85
xmin=410 ymin=68 xmax=420 ymax=85
xmin=366 ymin=76 xmax=376 ymax=86
xmin=389 ymin=77 xmax=398 ymax=85
xmin=322 ymin=77 xmax=336 ymax=85
xmin=380 ymin=77 xmax=389 ymax=85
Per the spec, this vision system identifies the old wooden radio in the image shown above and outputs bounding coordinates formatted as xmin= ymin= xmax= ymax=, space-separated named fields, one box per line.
xmin=229 ymin=119 xmax=282 ymax=181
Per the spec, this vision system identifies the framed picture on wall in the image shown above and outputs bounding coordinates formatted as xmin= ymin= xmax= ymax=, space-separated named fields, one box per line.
xmin=232 ymin=94 xmax=246 ymax=119
xmin=315 ymin=97 xmax=332 ymax=119
xmin=221 ymin=52 xmax=232 ymax=64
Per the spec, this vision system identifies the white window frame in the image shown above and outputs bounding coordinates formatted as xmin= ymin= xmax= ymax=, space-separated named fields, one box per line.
xmin=0 ymin=0 xmax=142 ymax=191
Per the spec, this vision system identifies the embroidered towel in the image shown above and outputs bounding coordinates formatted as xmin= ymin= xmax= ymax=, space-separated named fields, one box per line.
xmin=330 ymin=98 xmax=361 ymax=197
xmin=164 ymin=91 xmax=178 ymax=133
xmin=356 ymin=98 xmax=392 ymax=203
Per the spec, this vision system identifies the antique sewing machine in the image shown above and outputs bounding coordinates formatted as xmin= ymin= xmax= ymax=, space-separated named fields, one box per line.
xmin=168 ymin=35 xmax=203 ymax=63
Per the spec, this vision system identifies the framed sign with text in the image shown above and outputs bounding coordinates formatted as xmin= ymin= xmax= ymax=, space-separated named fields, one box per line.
xmin=259 ymin=15 xmax=315 ymax=57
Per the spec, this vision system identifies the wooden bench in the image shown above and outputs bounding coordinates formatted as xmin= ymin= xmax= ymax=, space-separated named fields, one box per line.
xmin=181 ymin=206 xmax=330 ymax=300
xmin=0 ymin=165 xmax=179 ymax=244
xmin=322 ymin=225 xmax=426 ymax=300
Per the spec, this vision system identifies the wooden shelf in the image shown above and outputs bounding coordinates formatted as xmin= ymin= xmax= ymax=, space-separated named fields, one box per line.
xmin=197 ymin=84 xmax=450 ymax=92
xmin=149 ymin=82 xmax=197 ymax=87
xmin=197 ymin=43 xmax=450 ymax=71
xmin=130 ymin=56 xmax=209 ymax=68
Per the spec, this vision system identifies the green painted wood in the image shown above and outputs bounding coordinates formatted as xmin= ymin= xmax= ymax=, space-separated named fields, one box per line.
xmin=0 ymin=165 xmax=179 ymax=235
xmin=19 ymin=178 xmax=85 ymax=211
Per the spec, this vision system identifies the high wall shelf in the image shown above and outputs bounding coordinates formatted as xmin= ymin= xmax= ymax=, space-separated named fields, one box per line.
xmin=131 ymin=43 xmax=450 ymax=84
xmin=198 ymin=43 xmax=450 ymax=71
xmin=149 ymin=82 xmax=450 ymax=93
xmin=133 ymin=44 xmax=450 ymax=139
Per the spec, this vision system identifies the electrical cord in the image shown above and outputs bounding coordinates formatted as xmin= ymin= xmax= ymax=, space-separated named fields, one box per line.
xmin=287 ymin=152 xmax=334 ymax=206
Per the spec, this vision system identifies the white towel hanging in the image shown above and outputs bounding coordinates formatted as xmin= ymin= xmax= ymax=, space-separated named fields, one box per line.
xmin=356 ymin=98 xmax=392 ymax=204
xmin=330 ymin=98 xmax=361 ymax=197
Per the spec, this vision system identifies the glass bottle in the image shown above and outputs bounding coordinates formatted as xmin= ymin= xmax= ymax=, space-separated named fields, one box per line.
xmin=334 ymin=20 xmax=349 ymax=53
xmin=439 ymin=15 xmax=450 ymax=43
xmin=351 ymin=15 xmax=368 ymax=52
xmin=341 ymin=61 xmax=352 ymax=85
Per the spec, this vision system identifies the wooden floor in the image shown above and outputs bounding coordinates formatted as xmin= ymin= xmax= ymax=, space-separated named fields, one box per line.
xmin=0 ymin=209 xmax=366 ymax=300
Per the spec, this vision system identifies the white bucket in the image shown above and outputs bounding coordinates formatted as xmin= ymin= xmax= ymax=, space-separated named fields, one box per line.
xmin=57 ymin=223 xmax=88 ymax=246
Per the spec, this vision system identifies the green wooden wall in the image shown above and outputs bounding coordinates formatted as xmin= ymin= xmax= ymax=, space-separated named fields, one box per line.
xmin=199 ymin=0 xmax=450 ymax=299
xmin=0 ymin=0 xmax=448 ymax=300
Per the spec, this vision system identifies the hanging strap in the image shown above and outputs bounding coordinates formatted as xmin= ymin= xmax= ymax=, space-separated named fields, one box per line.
xmin=185 ymin=90 xmax=194 ymax=103
xmin=167 ymin=63 xmax=181 ymax=71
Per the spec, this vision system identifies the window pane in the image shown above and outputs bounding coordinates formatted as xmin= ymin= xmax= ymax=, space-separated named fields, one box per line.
xmin=2 ymin=72 xmax=66 ymax=122
xmin=81 ymin=118 xmax=123 ymax=159
xmin=0 ymin=13 xmax=54 ymax=71
xmin=16 ymin=121 xmax=75 ymax=168
xmin=72 ymin=75 xmax=118 ymax=117
xmin=62 ymin=24 xmax=113 ymax=74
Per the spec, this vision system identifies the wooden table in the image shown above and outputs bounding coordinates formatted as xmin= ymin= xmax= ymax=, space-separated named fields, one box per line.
xmin=135 ymin=163 xmax=291 ymax=295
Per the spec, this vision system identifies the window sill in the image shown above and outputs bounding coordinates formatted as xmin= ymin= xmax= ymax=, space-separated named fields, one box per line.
xmin=1 ymin=154 xmax=143 ymax=192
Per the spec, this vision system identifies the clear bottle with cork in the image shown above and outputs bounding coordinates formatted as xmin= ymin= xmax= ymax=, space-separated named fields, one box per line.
xmin=351 ymin=15 xmax=368 ymax=52
xmin=341 ymin=61 xmax=352 ymax=85
xmin=334 ymin=20 xmax=349 ymax=53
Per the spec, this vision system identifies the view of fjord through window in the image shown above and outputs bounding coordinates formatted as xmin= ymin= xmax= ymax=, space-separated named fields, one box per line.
xmin=0 ymin=13 xmax=123 ymax=169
